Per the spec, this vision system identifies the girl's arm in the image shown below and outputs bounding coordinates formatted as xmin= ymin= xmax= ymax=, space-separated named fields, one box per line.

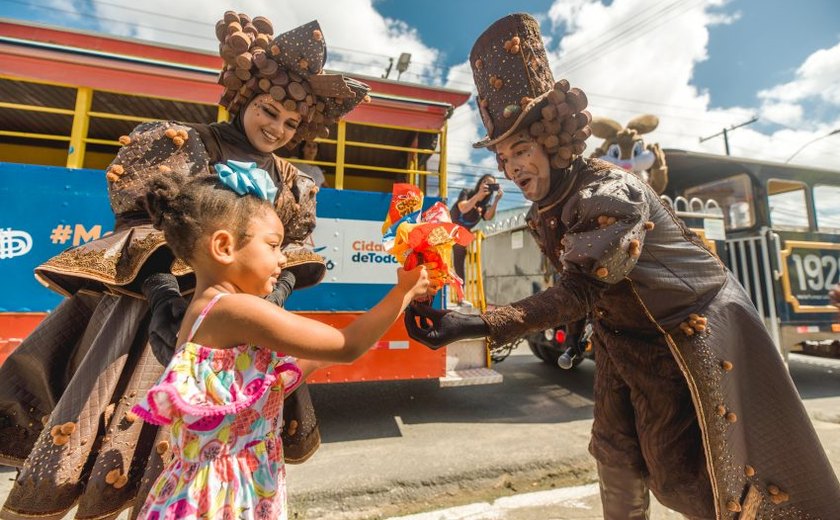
xmin=297 ymin=359 xmax=331 ymax=378
xmin=205 ymin=267 xmax=429 ymax=363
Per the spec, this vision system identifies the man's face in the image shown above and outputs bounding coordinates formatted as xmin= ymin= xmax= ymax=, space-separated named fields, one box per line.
xmin=495 ymin=131 xmax=551 ymax=201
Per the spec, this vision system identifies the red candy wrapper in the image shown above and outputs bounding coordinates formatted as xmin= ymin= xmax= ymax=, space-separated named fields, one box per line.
xmin=382 ymin=184 xmax=474 ymax=299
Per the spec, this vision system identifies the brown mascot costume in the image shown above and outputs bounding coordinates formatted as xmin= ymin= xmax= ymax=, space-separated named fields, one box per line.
xmin=590 ymin=114 xmax=668 ymax=194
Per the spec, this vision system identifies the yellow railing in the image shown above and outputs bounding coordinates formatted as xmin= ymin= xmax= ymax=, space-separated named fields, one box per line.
xmin=1 ymin=75 xmax=450 ymax=196
xmin=285 ymin=119 xmax=446 ymax=193
xmin=0 ymin=75 xmax=223 ymax=169
xmin=449 ymin=230 xmax=486 ymax=312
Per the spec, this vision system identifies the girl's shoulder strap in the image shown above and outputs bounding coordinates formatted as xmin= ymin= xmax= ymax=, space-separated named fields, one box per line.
xmin=186 ymin=293 xmax=226 ymax=342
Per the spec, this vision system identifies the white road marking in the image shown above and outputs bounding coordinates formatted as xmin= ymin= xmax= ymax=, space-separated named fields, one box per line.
xmin=388 ymin=483 xmax=600 ymax=519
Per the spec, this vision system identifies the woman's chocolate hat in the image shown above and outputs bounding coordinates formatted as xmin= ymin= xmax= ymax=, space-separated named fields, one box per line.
xmin=216 ymin=13 xmax=370 ymax=145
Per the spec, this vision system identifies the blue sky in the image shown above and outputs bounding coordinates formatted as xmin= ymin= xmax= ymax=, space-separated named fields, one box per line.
xmin=377 ymin=0 xmax=840 ymax=112
xmin=2 ymin=0 xmax=840 ymax=209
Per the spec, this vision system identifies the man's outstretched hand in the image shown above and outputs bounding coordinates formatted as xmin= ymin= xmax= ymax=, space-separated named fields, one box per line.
xmin=404 ymin=303 xmax=489 ymax=349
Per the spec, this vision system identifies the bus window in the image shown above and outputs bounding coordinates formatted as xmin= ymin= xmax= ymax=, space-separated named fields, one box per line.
xmin=767 ymin=179 xmax=810 ymax=231
xmin=684 ymin=173 xmax=755 ymax=230
xmin=813 ymin=184 xmax=840 ymax=233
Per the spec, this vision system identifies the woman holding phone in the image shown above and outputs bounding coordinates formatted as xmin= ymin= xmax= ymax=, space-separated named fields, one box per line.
xmin=450 ymin=174 xmax=502 ymax=298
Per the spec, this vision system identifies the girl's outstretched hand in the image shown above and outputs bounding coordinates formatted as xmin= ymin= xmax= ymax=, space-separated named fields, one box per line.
xmin=397 ymin=266 xmax=431 ymax=301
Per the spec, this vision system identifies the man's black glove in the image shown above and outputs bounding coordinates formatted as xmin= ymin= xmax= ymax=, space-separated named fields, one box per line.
xmin=142 ymin=273 xmax=187 ymax=365
xmin=403 ymin=303 xmax=489 ymax=349
xmin=265 ymin=270 xmax=296 ymax=308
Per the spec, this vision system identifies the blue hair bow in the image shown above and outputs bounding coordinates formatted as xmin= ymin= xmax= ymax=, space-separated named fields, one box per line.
xmin=214 ymin=160 xmax=278 ymax=202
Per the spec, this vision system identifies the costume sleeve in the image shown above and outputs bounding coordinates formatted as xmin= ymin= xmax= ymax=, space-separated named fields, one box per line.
xmin=274 ymin=157 xmax=317 ymax=244
xmin=274 ymin=157 xmax=325 ymax=289
xmin=481 ymin=172 xmax=651 ymax=345
xmin=107 ymin=121 xmax=211 ymax=216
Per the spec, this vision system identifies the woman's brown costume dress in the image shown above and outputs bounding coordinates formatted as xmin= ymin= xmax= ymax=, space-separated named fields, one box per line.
xmin=0 ymin=120 xmax=322 ymax=520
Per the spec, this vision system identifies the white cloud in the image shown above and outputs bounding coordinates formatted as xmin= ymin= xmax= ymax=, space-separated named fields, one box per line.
xmin=78 ymin=0 xmax=840 ymax=196
xmin=547 ymin=0 xmax=595 ymax=33
xmin=30 ymin=0 xmax=86 ymax=26
xmin=759 ymin=41 xmax=840 ymax=107
xmin=443 ymin=62 xmax=481 ymax=166
xmin=87 ymin=0 xmax=442 ymax=82
xmin=532 ymin=0 xmax=840 ymax=170
xmin=760 ymin=102 xmax=803 ymax=127
xmin=436 ymin=0 xmax=840 ymax=205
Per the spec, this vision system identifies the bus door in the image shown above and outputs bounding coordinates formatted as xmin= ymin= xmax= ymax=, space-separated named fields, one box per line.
xmin=766 ymin=180 xmax=840 ymax=357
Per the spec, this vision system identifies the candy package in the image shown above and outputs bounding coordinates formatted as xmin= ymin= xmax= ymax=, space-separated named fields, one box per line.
xmin=382 ymin=184 xmax=473 ymax=299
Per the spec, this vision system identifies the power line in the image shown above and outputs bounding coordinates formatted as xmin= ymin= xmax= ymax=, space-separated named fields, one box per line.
xmin=699 ymin=116 xmax=759 ymax=155
xmin=8 ymin=0 xmax=216 ymax=43
xmin=587 ymin=103 xmax=738 ymax=126
xmin=71 ymin=0 xmax=216 ymax=29
xmin=16 ymin=0 xmax=837 ymax=168
xmin=553 ymin=0 xmax=680 ymax=72
xmin=10 ymin=0 xmax=736 ymax=122
xmin=561 ymin=0 xmax=706 ymax=75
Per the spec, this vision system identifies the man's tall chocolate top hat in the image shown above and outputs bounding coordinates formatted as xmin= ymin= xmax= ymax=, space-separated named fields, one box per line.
xmin=470 ymin=13 xmax=591 ymax=165
xmin=470 ymin=13 xmax=556 ymax=148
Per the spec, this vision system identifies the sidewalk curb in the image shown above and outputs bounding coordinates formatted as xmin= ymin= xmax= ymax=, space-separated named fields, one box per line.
xmin=289 ymin=456 xmax=597 ymax=520
xmin=812 ymin=411 xmax=840 ymax=425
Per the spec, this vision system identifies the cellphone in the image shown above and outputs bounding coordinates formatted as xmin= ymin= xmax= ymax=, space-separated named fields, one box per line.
xmin=487 ymin=183 xmax=500 ymax=192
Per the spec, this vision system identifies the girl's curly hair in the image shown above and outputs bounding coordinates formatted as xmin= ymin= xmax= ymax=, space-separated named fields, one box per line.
xmin=144 ymin=171 xmax=274 ymax=264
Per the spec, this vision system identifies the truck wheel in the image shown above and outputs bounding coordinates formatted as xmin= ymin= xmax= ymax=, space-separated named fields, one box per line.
xmin=527 ymin=339 xmax=560 ymax=366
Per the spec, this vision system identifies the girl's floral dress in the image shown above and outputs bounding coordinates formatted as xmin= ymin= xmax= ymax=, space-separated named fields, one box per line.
xmin=132 ymin=293 xmax=302 ymax=519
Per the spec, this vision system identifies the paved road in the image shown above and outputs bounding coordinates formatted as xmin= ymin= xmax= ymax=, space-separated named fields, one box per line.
xmin=284 ymin=350 xmax=840 ymax=519
xmin=1 ymin=351 xmax=838 ymax=519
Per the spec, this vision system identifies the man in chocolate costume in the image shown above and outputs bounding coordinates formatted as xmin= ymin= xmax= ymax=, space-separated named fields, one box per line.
xmin=405 ymin=13 xmax=840 ymax=520
xmin=0 ymin=13 xmax=369 ymax=520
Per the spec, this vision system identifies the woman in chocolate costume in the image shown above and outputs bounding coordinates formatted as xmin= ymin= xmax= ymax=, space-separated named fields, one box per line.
xmin=0 ymin=13 xmax=369 ymax=520
xmin=405 ymin=13 xmax=840 ymax=519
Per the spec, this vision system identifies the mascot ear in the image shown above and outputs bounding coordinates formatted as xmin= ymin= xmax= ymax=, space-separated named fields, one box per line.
xmin=590 ymin=117 xmax=622 ymax=139
xmin=627 ymin=114 xmax=659 ymax=135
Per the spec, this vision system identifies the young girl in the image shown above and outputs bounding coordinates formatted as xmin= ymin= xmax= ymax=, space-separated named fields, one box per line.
xmin=131 ymin=166 xmax=429 ymax=519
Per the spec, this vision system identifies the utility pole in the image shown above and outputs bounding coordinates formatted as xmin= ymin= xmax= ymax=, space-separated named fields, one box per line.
xmin=382 ymin=58 xmax=394 ymax=79
xmin=699 ymin=116 xmax=758 ymax=155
